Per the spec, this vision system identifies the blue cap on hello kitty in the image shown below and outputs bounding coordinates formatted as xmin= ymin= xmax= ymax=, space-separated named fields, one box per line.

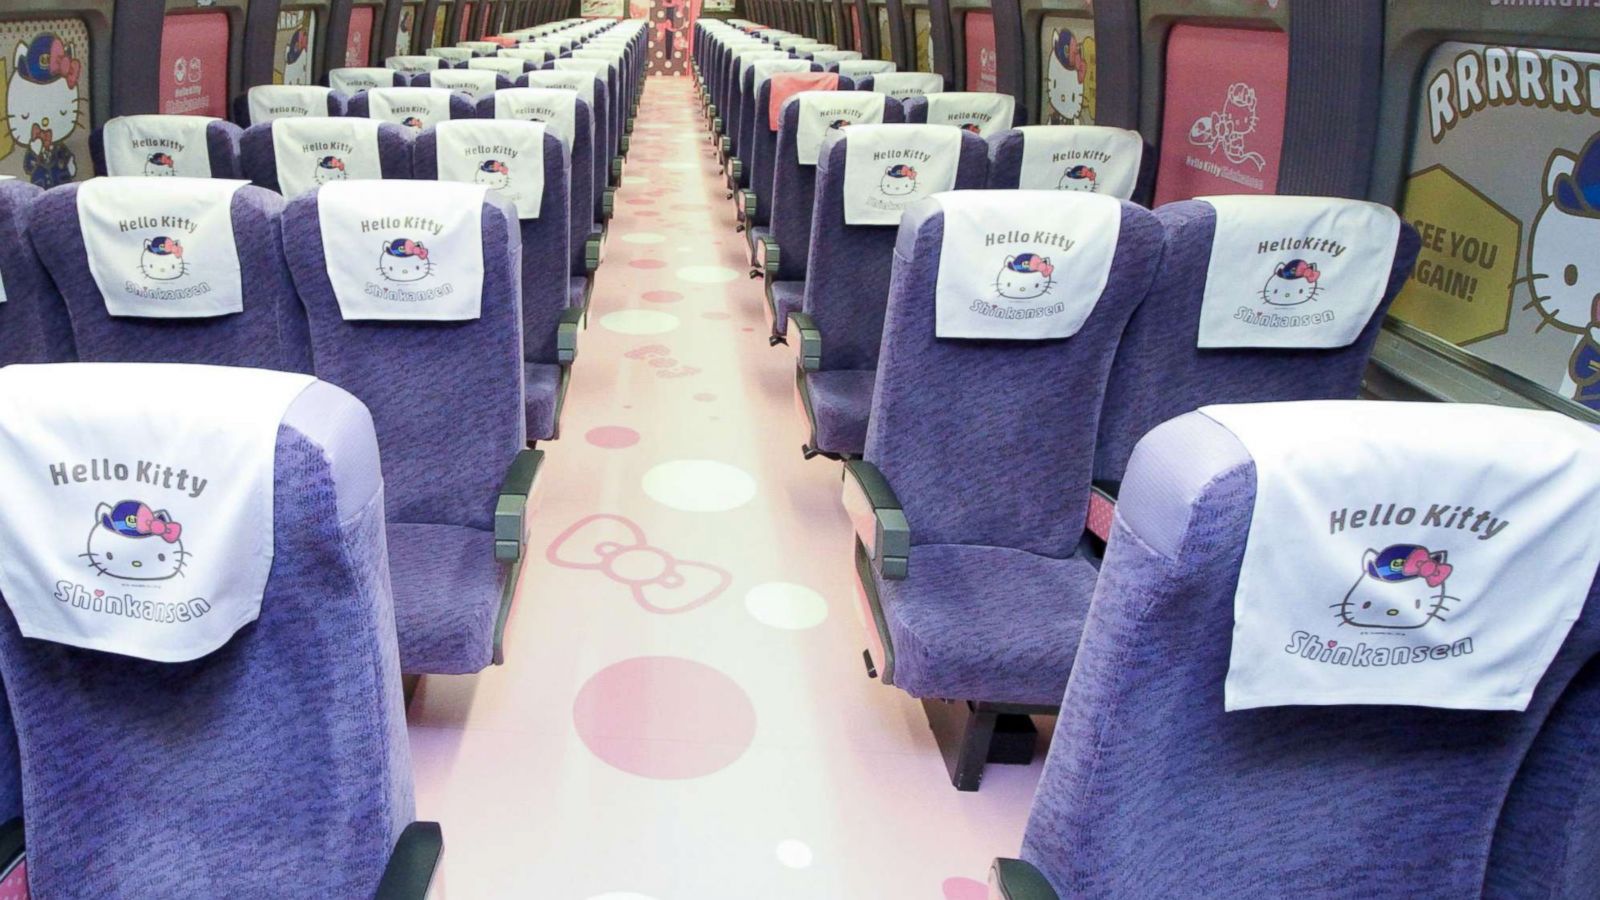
xmin=1554 ymin=133 xmax=1600 ymax=219
xmin=1366 ymin=544 xmax=1444 ymax=582
xmin=885 ymin=164 xmax=914 ymax=178
xmin=1053 ymin=29 xmax=1076 ymax=69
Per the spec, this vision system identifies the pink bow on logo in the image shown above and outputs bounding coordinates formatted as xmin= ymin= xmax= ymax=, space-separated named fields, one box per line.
xmin=1027 ymin=258 xmax=1054 ymax=277
xmin=47 ymin=39 xmax=80 ymax=90
xmin=159 ymin=238 xmax=183 ymax=258
xmin=134 ymin=504 xmax=183 ymax=543
xmin=546 ymin=514 xmax=731 ymax=615
xmin=403 ymin=240 xmax=428 ymax=260
xmin=1402 ymin=548 xmax=1451 ymax=587
xmin=1291 ymin=261 xmax=1320 ymax=283
xmin=490 ymin=161 xmax=510 ymax=175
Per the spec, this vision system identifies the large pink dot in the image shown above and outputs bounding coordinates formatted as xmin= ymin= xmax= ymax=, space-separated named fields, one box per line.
xmin=573 ymin=657 xmax=757 ymax=779
xmin=629 ymin=258 xmax=668 ymax=269
xmin=643 ymin=290 xmax=682 ymax=303
xmin=942 ymin=878 xmax=987 ymax=900
xmin=585 ymin=426 xmax=640 ymax=449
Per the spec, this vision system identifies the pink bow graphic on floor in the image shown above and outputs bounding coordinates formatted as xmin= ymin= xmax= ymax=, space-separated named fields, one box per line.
xmin=546 ymin=514 xmax=730 ymax=614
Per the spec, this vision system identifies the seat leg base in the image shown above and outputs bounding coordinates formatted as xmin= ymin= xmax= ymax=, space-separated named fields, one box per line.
xmin=921 ymin=699 xmax=1037 ymax=791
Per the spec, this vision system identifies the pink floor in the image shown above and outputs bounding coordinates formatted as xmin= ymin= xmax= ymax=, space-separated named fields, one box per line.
xmin=408 ymin=75 xmax=1047 ymax=899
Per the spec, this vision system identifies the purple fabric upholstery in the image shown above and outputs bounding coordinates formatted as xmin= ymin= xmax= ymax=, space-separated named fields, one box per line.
xmin=0 ymin=685 xmax=16 ymax=825
xmin=282 ymin=188 xmax=522 ymax=673
xmin=739 ymin=64 xmax=820 ymax=191
xmin=480 ymin=93 xmax=599 ymax=262
xmin=346 ymin=91 xmax=477 ymax=120
xmin=865 ymin=199 xmax=1164 ymax=703
xmin=901 ymin=94 xmax=1026 ymax=128
xmin=0 ymin=379 xmax=414 ymax=896
xmin=231 ymin=91 xmax=347 ymax=127
xmin=748 ymin=75 xmax=854 ymax=230
xmin=798 ymin=130 xmax=988 ymax=455
xmin=1019 ymin=411 xmax=1600 ymax=898
xmin=89 ymin=119 xmax=245 ymax=179
xmin=1093 ymin=200 xmax=1423 ymax=487
xmin=28 ymin=183 xmax=310 ymax=373
xmin=239 ymin=121 xmax=415 ymax=193
xmin=387 ymin=523 xmax=506 ymax=674
xmin=524 ymin=363 xmax=565 ymax=442
xmin=414 ymin=127 xmax=572 ymax=440
xmin=533 ymin=65 xmax=616 ymax=185
xmin=0 ymin=181 xmax=74 ymax=365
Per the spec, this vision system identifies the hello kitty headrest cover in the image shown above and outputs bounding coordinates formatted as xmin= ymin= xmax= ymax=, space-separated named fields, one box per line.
xmin=1205 ymin=400 xmax=1600 ymax=711
xmin=932 ymin=190 xmax=1121 ymax=340
xmin=365 ymin=87 xmax=454 ymax=132
xmin=433 ymin=120 xmax=547 ymax=219
xmin=271 ymin=117 xmax=385 ymax=200
xmin=1196 ymin=195 xmax=1401 ymax=349
xmin=0 ymin=363 xmax=317 ymax=662
xmin=245 ymin=85 xmax=335 ymax=126
xmin=839 ymin=123 xmax=961 ymax=226
xmin=316 ymin=180 xmax=490 ymax=321
xmin=101 ymin=115 xmax=220 ymax=179
xmin=1013 ymin=125 xmax=1144 ymax=200
xmin=76 ymin=177 xmax=248 ymax=319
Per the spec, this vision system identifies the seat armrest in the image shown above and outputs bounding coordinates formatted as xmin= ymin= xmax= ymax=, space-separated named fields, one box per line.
xmin=558 ymin=308 xmax=583 ymax=364
xmin=789 ymin=311 xmax=821 ymax=371
xmin=585 ymin=231 xmax=603 ymax=273
xmin=759 ymin=234 xmax=781 ymax=277
xmin=375 ymin=822 xmax=444 ymax=900
xmin=495 ymin=448 xmax=545 ymax=562
xmin=739 ymin=189 xmax=758 ymax=222
xmin=610 ymin=155 xmax=623 ymax=186
xmin=989 ymin=859 xmax=1058 ymax=900
xmin=841 ymin=459 xmax=909 ymax=579
xmin=601 ymin=187 xmax=615 ymax=222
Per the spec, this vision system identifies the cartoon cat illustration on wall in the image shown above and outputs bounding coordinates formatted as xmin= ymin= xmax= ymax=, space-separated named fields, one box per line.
xmin=1046 ymin=28 xmax=1094 ymax=124
xmin=4 ymin=33 xmax=83 ymax=188
xmin=995 ymin=252 xmax=1054 ymax=301
xmin=378 ymin=238 xmax=432 ymax=282
xmin=83 ymin=500 xmax=188 ymax=582
xmin=1527 ymin=133 xmax=1600 ymax=410
xmin=139 ymin=237 xmax=186 ymax=281
xmin=1336 ymin=543 xmax=1456 ymax=631
xmin=282 ymin=28 xmax=312 ymax=85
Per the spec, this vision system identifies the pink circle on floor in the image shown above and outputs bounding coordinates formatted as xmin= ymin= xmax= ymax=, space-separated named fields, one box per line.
xmin=942 ymin=878 xmax=987 ymax=900
xmin=693 ymin=392 xmax=716 ymax=402
xmin=701 ymin=312 xmax=731 ymax=320
xmin=629 ymin=259 xmax=668 ymax=269
xmin=585 ymin=426 xmax=640 ymax=449
xmin=741 ymin=327 xmax=755 ymax=332
xmin=573 ymin=657 xmax=757 ymax=779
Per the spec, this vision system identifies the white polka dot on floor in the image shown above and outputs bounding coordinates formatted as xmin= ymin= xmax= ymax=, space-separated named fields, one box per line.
xmin=744 ymin=583 xmax=829 ymax=630
xmin=599 ymin=310 xmax=680 ymax=335
xmin=776 ymin=839 xmax=814 ymax=869
xmin=641 ymin=459 xmax=757 ymax=512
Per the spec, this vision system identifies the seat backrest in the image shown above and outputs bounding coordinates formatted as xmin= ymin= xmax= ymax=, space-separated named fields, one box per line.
xmin=1093 ymin=199 xmax=1422 ymax=487
xmin=549 ymin=59 xmax=619 ymax=163
xmin=0 ymin=372 xmax=412 ymax=897
xmin=239 ymin=119 xmax=414 ymax=196
xmin=804 ymin=127 xmax=987 ymax=372
xmin=409 ymin=68 xmax=513 ymax=102
xmin=769 ymin=91 xmax=903 ymax=280
xmin=346 ymin=86 xmax=476 ymax=131
xmin=234 ymin=85 xmax=347 ymax=127
xmin=1019 ymin=409 xmax=1600 ymax=898
xmin=481 ymin=89 xmax=595 ymax=273
xmin=749 ymin=72 xmax=845 ymax=224
xmin=89 ymin=116 xmax=244 ymax=179
xmin=985 ymin=126 xmax=1150 ymax=200
xmin=328 ymin=66 xmax=405 ymax=94
xmin=865 ymin=194 xmax=1163 ymax=555
xmin=740 ymin=59 xmax=816 ymax=169
xmin=282 ymin=184 xmax=525 ymax=530
xmin=28 ymin=181 xmax=309 ymax=373
xmin=413 ymin=124 xmax=571 ymax=364
xmin=516 ymin=71 xmax=606 ymax=221
xmin=0 ymin=181 xmax=74 ymax=365
xmin=901 ymin=91 xmax=1023 ymax=136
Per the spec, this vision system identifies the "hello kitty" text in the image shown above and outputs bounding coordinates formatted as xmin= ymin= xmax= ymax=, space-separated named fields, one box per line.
xmin=48 ymin=457 xmax=210 ymax=498
xmin=117 ymin=215 xmax=197 ymax=234
xmin=1328 ymin=502 xmax=1509 ymax=541
xmin=984 ymin=229 xmax=1076 ymax=252
xmin=360 ymin=215 xmax=446 ymax=236
xmin=872 ymin=149 xmax=932 ymax=162
xmin=1256 ymin=236 xmax=1346 ymax=257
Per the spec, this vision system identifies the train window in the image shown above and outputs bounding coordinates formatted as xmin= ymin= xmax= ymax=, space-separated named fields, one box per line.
xmin=346 ymin=6 xmax=376 ymax=66
xmin=1038 ymin=14 xmax=1093 ymax=124
xmin=1151 ymin=23 xmax=1287 ymax=205
xmin=913 ymin=8 xmax=932 ymax=72
xmin=398 ymin=3 xmax=420 ymax=53
xmin=274 ymin=9 xmax=317 ymax=85
xmin=1387 ymin=43 xmax=1600 ymax=412
xmin=0 ymin=19 xmax=92 ymax=188
xmin=159 ymin=12 xmax=229 ymax=118
xmin=964 ymin=10 xmax=995 ymax=92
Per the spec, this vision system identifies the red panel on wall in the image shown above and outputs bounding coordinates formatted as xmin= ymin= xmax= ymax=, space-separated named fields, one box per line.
xmin=1153 ymin=24 xmax=1288 ymax=205
xmin=346 ymin=6 xmax=376 ymax=65
xmin=459 ymin=3 xmax=475 ymax=40
xmin=963 ymin=10 xmax=996 ymax=92
xmin=850 ymin=5 xmax=862 ymax=52
xmin=159 ymin=12 xmax=230 ymax=117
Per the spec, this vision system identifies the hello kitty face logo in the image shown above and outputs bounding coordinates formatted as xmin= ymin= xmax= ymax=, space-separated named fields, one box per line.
xmin=82 ymin=500 xmax=189 ymax=582
xmin=378 ymin=238 xmax=432 ymax=282
xmin=1189 ymin=82 xmax=1265 ymax=171
xmin=1336 ymin=543 xmax=1457 ymax=630
xmin=1525 ymin=134 xmax=1600 ymax=409
xmin=879 ymin=163 xmax=917 ymax=196
xmin=1047 ymin=29 xmax=1087 ymax=123
xmin=995 ymin=252 xmax=1055 ymax=300
xmin=1260 ymin=259 xmax=1322 ymax=306
xmin=959 ymin=123 xmax=981 ymax=135
xmin=313 ymin=155 xmax=347 ymax=184
xmin=475 ymin=158 xmax=511 ymax=190
xmin=144 ymin=152 xmax=176 ymax=177
xmin=139 ymin=236 xmax=187 ymax=281
xmin=1058 ymin=164 xmax=1097 ymax=192
xmin=401 ymin=116 xmax=425 ymax=131
xmin=828 ymin=118 xmax=851 ymax=130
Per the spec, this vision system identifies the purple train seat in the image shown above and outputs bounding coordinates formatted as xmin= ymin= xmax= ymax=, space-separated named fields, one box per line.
xmin=517 ymin=70 xmax=611 ymax=227
xmin=89 ymin=115 xmax=244 ymax=179
xmin=0 ymin=181 xmax=74 ymax=366
xmin=0 ymin=365 xmax=441 ymax=896
xmin=985 ymin=126 xmax=1151 ymax=200
xmin=740 ymin=70 xmax=843 ymax=245
xmin=791 ymin=127 xmax=988 ymax=459
xmin=844 ymin=192 xmax=1163 ymax=790
xmin=233 ymin=84 xmax=347 ymax=127
xmin=282 ymin=182 xmax=540 ymax=677
xmin=734 ymin=59 xmax=817 ymax=191
xmin=994 ymin=408 xmax=1600 ymax=898
xmin=28 ymin=179 xmax=310 ymax=373
xmin=345 ymin=87 xmax=477 ymax=130
xmin=239 ymin=118 xmax=414 ymax=196
xmin=328 ymin=66 xmax=406 ymax=94
xmin=413 ymin=124 xmax=578 ymax=441
xmin=901 ymin=92 xmax=1025 ymax=136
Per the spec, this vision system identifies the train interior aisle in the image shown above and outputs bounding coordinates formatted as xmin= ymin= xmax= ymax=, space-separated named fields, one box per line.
xmin=407 ymin=76 xmax=1034 ymax=899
